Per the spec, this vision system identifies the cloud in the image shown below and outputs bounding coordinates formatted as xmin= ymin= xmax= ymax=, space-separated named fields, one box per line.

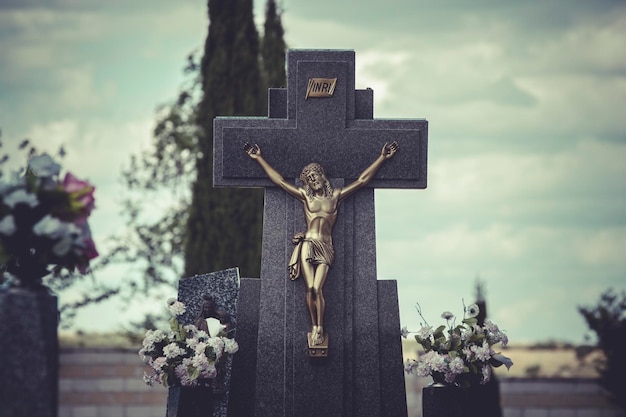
xmin=375 ymin=139 xmax=626 ymax=235
xmin=284 ymin=0 xmax=625 ymax=36
xmin=575 ymin=228 xmax=626 ymax=266
xmin=15 ymin=117 xmax=154 ymax=236
xmin=280 ymin=3 xmax=626 ymax=146
xmin=0 ymin=1 xmax=205 ymax=129
xmin=355 ymin=50 xmax=411 ymax=105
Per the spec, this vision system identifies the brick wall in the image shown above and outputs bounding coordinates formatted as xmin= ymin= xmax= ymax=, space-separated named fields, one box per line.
xmin=59 ymin=349 xmax=166 ymax=417
xmin=60 ymin=349 xmax=625 ymax=417
xmin=406 ymin=374 xmax=626 ymax=417
xmin=500 ymin=379 xmax=625 ymax=417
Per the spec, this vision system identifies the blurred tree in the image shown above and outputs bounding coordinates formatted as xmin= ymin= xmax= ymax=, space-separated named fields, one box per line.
xmin=469 ymin=277 xmax=503 ymax=417
xmin=474 ymin=277 xmax=488 ymax=326
xmin=579 ymin=289 xmax=626 ymax=411
xmin=185 ymin=0 xmax=266 ymax=278
xmin=261 ymin=0 xmax=287 ymax=90
xmin=83 ymin=0 xmax=286 ymax=330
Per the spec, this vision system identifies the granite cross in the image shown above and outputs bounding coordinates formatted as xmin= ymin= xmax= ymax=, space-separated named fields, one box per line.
xmin=214 ymin=49 xmax=427 ymax=417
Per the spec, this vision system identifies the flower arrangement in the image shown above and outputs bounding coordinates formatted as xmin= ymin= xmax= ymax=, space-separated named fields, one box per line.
xmin=0 ymin=153 xmax=98 ymax=288
xmin=139 ymin=299 xmax=239 ymax=387
xmin=403 ymin=302 xmax=513 ymax=388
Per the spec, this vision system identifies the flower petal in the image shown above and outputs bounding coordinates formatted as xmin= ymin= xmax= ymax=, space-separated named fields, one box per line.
xmin=492 ymin=353 xmax=514 ymax=370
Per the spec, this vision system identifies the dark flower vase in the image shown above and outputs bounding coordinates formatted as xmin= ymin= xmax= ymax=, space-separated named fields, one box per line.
xmin=422 ymin=383 xmax=465 ymax=417
xmin=167 ymin=385 xmax=215 ymax=417
xmin=423 ymin=379 xmax=503 ymax=417
xmin=4 ymin=256 xmax=51 ymax=291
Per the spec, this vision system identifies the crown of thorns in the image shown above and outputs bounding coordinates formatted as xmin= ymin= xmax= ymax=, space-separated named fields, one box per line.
xmin=300 ymin=163 xmax=327 ymax=183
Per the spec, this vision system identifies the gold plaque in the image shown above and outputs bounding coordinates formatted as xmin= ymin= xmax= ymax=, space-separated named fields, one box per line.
xmin=305 ymin=78 xmax=337 ymax=99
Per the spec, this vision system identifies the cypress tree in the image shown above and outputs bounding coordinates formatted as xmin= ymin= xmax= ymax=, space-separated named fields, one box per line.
xmin=261 ymin=0 xmax=287 ymax=89
xmin=184 ymin=0 xmax=266 ymax=278
xmin=52 ymin=0 xmax=288 ymax=328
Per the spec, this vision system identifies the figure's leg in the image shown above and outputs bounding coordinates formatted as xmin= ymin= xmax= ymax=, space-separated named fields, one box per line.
xmin=300 ymin=242 xmax=317 ymax=333
xmin=312 ymin=264 xmax=329 ymax=344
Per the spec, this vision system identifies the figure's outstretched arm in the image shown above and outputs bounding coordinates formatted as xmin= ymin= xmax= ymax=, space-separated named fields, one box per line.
xmin=244 ymin=143 xmax=302 ymax=199
xmin=339 ymin=141 xmax=398 ymax=201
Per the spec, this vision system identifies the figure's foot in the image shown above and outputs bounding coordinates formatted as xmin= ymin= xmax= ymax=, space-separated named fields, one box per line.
xmin=312 ymin=326 xmax=325 ymax=345
xmin=311 ymin=325 xmax=319 ymax=342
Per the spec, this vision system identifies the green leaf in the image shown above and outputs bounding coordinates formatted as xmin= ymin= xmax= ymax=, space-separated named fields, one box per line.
xmin=419 ymin=338 xmax=432 ymax=351
xmin=433 ymin=325 xmax=446 ymax=339
xmin=189 ymin=366 xmax=201 ymax=380
xmin=469 ymin=363 xmax=478 ymax=374
xmin=449 ymin=337 xmax=461 ymax=351
xmin=434 ymin=336 xmax=446 ymax=348
xmin=462 ymin=318 xmax=477 ymax=326
xmin=169 ymin=317 xmax=179 ymax=332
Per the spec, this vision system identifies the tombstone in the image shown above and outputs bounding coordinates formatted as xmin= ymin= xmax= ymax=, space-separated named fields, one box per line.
xmin=0 ymin=290 xmax=58 ymax=417
xmin=176 ymin=268 xmax=241 ymax=417
xmin=214 ymin=49 xmax=428 ymax=417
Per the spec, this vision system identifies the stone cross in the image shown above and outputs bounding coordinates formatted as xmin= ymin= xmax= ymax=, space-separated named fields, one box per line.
xmin=214 ymin=49 xmax=428 ymax=417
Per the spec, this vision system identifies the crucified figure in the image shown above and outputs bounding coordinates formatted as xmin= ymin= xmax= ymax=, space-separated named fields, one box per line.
xmin=244 ymin=141 xmax=398 ymax=346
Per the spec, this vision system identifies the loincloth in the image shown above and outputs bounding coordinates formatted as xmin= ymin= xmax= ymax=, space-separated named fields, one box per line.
xmin=288 ymin=234 xmax=334 ymax=280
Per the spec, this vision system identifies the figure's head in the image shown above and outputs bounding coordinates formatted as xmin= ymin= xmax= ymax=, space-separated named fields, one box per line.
xmin=300 ymin=163 xmax=333 ymax=198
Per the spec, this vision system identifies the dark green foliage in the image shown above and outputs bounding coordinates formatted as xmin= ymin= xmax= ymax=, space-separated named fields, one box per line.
xmin=184 ymin=0 xmax=274 ymax=278
xmin=261 ymin=0 xmax=287 ymax=89
xmin=579 ymin=289 xmax=626 ymax=411
xmin=111 ymin=0 xmax=286 ymax=290
xmin=95 ymin=54 xmax=201 ymax=311
xmin=474 ymin=277 xmax=488 ymax=326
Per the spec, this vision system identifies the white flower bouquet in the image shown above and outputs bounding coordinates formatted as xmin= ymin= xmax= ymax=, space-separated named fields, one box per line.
xmin=0 ymin=152 xmax=98 ymax=288
xmin=139 ymin=299 xmax=239 ymax=387
xmin=403 ymin=303 xmax=513 ymax=388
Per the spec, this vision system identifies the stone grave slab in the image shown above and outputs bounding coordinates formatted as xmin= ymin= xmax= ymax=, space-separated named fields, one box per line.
xmin=177 ymin=268 xmax=240 ymax=417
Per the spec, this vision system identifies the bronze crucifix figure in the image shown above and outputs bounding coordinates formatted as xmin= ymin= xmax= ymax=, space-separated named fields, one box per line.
xmin=244 ymin=141 xmax=398 ymax=348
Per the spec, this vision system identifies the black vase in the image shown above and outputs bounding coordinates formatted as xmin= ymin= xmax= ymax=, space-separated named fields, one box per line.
xmin=422 ymin=381 xmax=503 ymax=417
xmin=4 ymin=255 xmax=50 ymax=290
xmin=167 ymin=385 xmax=215 ymax=417
xmin=422 ymin=383 xmax=464 ymax=417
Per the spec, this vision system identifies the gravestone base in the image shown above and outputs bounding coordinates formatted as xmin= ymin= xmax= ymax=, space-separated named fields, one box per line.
xmin=228 ymin=277 xmax=407 ymax=417
xmin=0 ymin=289 xmax=58 ymax=417
xmin=307 ymin=332 xmax=329 ymax=359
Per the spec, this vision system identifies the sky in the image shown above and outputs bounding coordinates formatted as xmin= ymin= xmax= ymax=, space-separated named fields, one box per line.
xmin=1 ymin=0 xmax=625 ymax=344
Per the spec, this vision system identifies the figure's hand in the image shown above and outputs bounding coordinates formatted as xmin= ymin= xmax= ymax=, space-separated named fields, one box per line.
xmin=381 ymin=141 xmax=399 ymax=159
xmin=243 ymin=142 xmax=261 ymax=159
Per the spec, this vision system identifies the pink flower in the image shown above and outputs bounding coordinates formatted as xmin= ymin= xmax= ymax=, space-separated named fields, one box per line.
xmin=75 ymin=221 xmax=99 ymax=272
xmin=82 ymin=235 xmax=99 ymax=260
xmin=63 ymin=172 xmax=95 ymax=218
